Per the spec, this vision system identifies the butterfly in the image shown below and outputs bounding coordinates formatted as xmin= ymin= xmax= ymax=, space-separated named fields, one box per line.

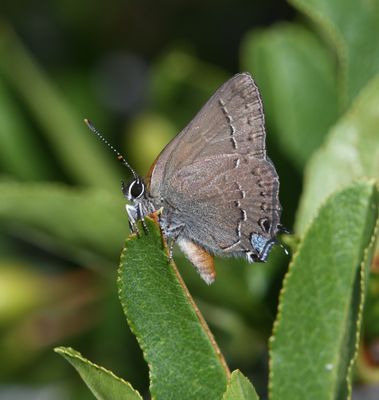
xmin=86 ymin=72 xmax=287 ymax=284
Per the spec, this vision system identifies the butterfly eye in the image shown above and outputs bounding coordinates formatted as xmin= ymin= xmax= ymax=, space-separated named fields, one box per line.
xmin=129 ymin=180 xmax=145 ymax=199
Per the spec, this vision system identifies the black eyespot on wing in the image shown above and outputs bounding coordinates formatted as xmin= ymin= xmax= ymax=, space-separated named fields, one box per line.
xmin=259 ymin=217 xmax=271 ymax=233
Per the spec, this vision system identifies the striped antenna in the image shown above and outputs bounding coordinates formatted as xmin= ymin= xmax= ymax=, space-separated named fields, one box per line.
xmin=84 ymin=119 xmax=138 ymax=179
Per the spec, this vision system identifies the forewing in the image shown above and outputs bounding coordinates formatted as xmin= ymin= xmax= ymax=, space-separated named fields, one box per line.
xmin=148 ymin=73 xmax=267 ymax=199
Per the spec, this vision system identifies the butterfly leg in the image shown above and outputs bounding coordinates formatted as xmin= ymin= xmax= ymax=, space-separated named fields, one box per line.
xmin=137 ymin=203 xmax=149 ymax=233
xmin=126 ymin=204 xmax=140 ymax=236
xmin=164 ymin=224 xmax=185 ymax=262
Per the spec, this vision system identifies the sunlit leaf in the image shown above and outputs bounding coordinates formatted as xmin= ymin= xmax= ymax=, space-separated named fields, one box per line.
xmin=55 ymin=347 xmax=143 ymax=400
xmin=296 ymin=74 xmax=379 ymax=235
xmin=270 ymin=180 xmax=379 ymax=400
xmin=222 ymin=370 xmax=259 ymax=400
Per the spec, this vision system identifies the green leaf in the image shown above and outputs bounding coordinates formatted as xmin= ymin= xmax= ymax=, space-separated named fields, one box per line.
xmin=0 ymin=23 xmax=119 ymax=190
xmin=0 ymin=78 xmax=51 ymax=180
xmin=289 ymin=0 xmax=379 ymax=104
xmin=295 ymin=74 xmax=379 ymax=235
xmin=55 ymin=347 xmax=142 ymax=400
xmin=222 ymin=370 xmax=259 ymax=400
xmin=241 ymin=23 xmax=339 ymax=169
xmin=0 ymin=181 xmax=127 ymax=263
xmin=269 ymin=180 xmax=379 ymax=400
xmin=118 ymin=217 xmax=229 ymax=400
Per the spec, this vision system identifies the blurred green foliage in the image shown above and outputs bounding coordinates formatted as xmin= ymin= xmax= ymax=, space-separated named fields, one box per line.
xmin=59 ymin=187 xmax=377 ymax=400
xmin=0 ymin=0 xmax=379 ymax=399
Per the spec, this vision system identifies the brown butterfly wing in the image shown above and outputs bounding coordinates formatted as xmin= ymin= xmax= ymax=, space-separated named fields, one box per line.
xmin=146 ymin=72 xmax=281 ymax=260
xmin=147 ymin=73 xmax=267 ymax=199
xmin=161 ymin=154 xmax=281 ymax=258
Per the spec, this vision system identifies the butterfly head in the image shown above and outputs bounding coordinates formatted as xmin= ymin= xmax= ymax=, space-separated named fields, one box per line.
xmin=122 ymin=178 xmax=145 ymax=202
xmin=83 ymin=118 xmax=154 ymax=222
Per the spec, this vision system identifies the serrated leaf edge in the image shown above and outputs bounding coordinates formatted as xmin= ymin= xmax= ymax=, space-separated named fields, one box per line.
xmin=117 ymin=217 xmax=229 ymax=399
xmin=54 ymin=346 xmax=143 ymax=399
xmin=222 ymin=370 xmax=241 ymax=400
xmin=117 ymin=234 xmax=157 ymax=398
xmin=268 ymin=179 xmax=377 ymax=398
xmin=346 ymin=193 xmax=379 ymax=398
xmin=222 ymin=370 xmax=259 ymax=400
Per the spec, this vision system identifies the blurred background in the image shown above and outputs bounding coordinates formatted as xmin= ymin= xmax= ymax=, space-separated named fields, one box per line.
xmin=0 ymin=0 xmax=379 ymax=399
